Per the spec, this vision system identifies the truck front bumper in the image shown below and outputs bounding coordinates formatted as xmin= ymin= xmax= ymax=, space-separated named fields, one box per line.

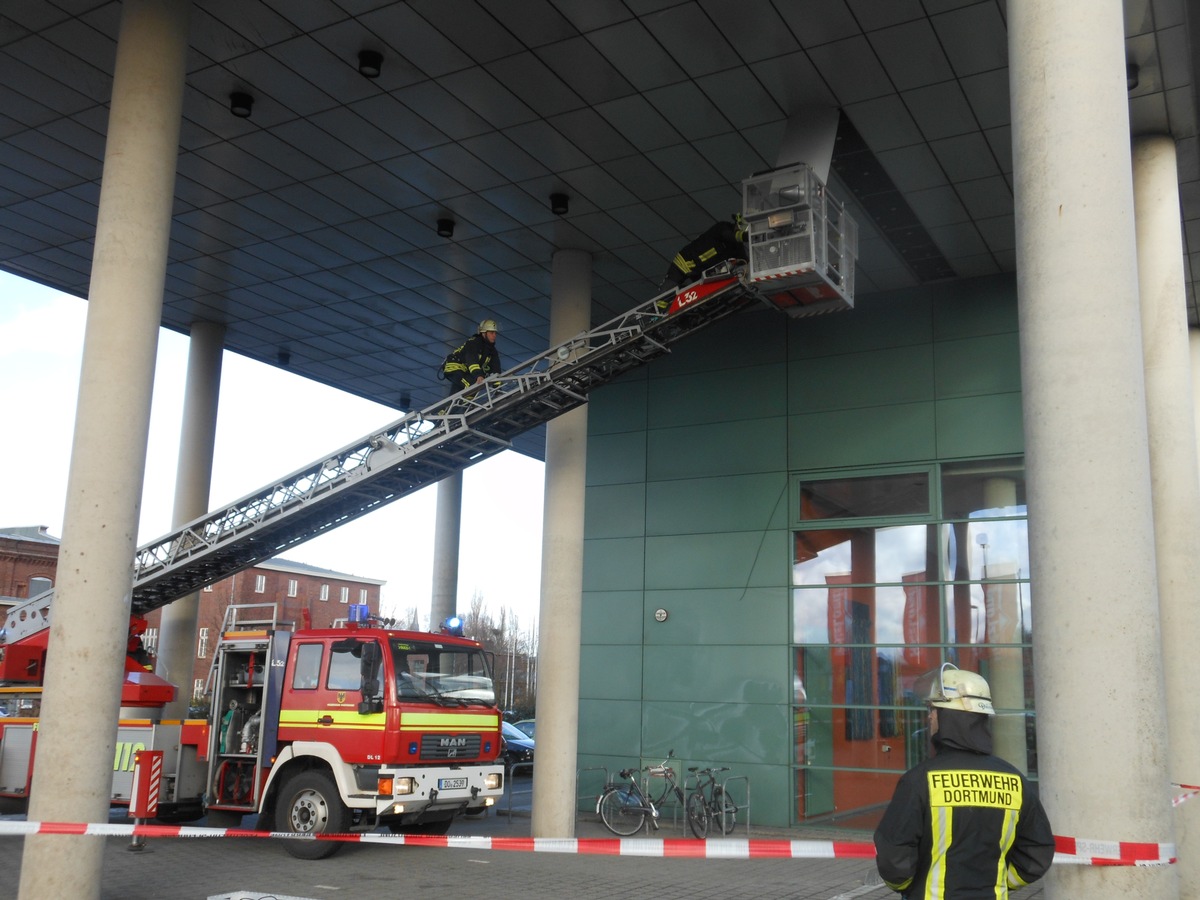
xmin=376 ymin=764 xmax=505 ymax=816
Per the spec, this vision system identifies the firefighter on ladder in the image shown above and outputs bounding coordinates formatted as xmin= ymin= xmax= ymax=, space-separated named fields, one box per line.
xmin=440 ymin=318 xmax=502 ymax=410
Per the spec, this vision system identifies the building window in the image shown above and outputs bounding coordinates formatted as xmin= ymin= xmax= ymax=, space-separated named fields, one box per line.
xmin=255 ymin=574 xmax=266 ymax=593
xmin=197 ymin=627 xmax=209 ymax=659
xmin=203 ymin=584 xmax=213 ymax=592
xmin=143 ymin=628 xmax=158 ymax=655
xmin=192 ymin=680 xmax=205 ymax=702
xmin=28 ymin=576 xmax=52 ymax=597
xmin=320 ymin=584 xmax=329 ymax=602
xmin=288 ymin=579 xmax=298 ymax=598
xmin=792 ymin=459 xmax=1032 ymax=828
xmin=339 ymin=586 xmax=349 ymax=604
xmin=359 ymin=588 xmax=368 ymax=604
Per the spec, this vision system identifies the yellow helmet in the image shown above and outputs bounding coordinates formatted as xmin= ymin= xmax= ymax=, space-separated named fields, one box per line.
xmin=920 ymin=663 xmax=994 ymax=715
xmin=478 ymin=319 xmax=499 ymax=334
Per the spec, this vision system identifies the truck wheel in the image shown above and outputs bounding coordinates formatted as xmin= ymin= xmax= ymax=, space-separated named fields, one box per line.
xmin=276 ymin=771 xmax=351 ymax=859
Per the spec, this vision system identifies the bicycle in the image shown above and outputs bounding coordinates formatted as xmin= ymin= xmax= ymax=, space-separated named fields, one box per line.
xmin=685 ymin=766 xmax=738 ymax=838
xmin=596 ymin=750 xmax=687 ymax=836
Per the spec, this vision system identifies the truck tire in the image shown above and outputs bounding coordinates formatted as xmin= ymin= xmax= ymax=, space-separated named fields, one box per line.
xmin=276 ymin=770 xmax=351 ymax=859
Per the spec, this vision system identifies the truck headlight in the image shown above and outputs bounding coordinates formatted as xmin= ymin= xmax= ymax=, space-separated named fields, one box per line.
xmin=395 ymin=777 xmax=416 ymax=796
xmin=485 ymin=773 xmax=502 ymax=791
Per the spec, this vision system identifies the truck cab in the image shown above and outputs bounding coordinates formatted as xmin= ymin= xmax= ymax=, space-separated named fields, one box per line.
xmin=205 ymin=604 xmax=505 ymax=858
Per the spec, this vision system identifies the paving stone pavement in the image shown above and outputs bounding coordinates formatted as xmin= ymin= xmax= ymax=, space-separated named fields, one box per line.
xmin=0 ymin=777 xmax=1046 ymax=900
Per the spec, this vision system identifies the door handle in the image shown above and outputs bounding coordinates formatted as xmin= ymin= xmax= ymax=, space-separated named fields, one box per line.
xmin=318 ymin=715 xmax=334 ymax=725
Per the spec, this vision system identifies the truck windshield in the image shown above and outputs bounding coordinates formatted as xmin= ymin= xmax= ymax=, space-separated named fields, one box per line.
xmin=390 ymin=639 xmax=495 ymax=706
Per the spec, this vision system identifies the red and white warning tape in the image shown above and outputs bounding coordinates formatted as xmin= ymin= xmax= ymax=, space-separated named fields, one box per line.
xmin=0 ymin=820 xmax=1176 ymax=866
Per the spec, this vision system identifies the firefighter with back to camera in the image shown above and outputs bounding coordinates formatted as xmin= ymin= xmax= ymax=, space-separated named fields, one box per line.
xmin=874 ymin=664 xmax=1055 ymax=899
xmin=442 ymin=318 xmax=501 ymax=399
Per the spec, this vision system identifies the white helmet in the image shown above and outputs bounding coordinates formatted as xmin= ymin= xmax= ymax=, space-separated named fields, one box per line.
xmin=478 ymin=319 xmax=499 ymax=334
xmin=920 ymin=663 xmax=994 ymax=715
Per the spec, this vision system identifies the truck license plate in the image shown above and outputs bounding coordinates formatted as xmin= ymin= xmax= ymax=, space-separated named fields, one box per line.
xmin=439 ymin=777 xmax=467 ymax=790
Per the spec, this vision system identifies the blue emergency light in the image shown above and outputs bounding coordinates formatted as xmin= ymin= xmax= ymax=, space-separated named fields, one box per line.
xmin=440 ymin=615 xmax=464 ymax=636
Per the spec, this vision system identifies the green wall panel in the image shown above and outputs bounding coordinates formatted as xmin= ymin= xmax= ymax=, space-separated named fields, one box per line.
xmin=788 ymin=344 xmax=935 ymax=414
xmin=646 ymin=417 xmax=786 ymax=480
xmin=650 ymin=307 xmax=785 ymax=377
xmin=638 ymin=698 xmax=791 ymax=765
xmin=582 ymin=590 xmax=646 ymax=646
xmin=649 ymin=362 xmax=786 ymax=427
xmin=588 ymin=378 xmax=647 ymax=435
xmin=642 ymin=587 xmax=789 ymax=645
xmin=934 ymin=333 xmax=1020 ymax=398
xmin=788 ymin=402 xmax=937 ymax=470
xmin=792 ymin=290 xmax=933 ymax=359
xmin=586 ymin=431 xmax=647 ymax=485
xmin=932 ymin=274 xmax=1018 ymax=340
xmin=580 ymin=643 xmax=643 ymax=700
xmin=645 ymin=473 xmax=788 ymax=535
xmin=645 ymin=530 xmax=788 ymax=590
xmin=643 ymin=645 xmax=788 ymax=705
xmin=578 ymin=699 xmax=645 ymax=757
xmin=583 ymin=537 xmax=646 ymax=591
xmin=585 ymin=482 xmax=646 ymax=539
xmin=935 ymin=392 xmax=1024 ymax=457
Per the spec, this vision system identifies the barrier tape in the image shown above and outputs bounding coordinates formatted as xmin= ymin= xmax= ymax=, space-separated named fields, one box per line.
xmin=0 ymin=821 xmax=1175 ymax=866
xmin=1173 ymin=783 xmax=1200 ymax=807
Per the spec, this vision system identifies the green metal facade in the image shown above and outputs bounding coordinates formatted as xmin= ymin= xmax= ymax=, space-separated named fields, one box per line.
xmin=578 ymin=273 xmax=1023 ymax=828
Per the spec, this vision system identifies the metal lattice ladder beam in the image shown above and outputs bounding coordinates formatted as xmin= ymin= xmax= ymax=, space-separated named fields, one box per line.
xmin=2 ymin=269 xmax=757 ymax=645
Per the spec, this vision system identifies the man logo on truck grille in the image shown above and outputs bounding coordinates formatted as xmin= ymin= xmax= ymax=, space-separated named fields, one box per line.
xmin=439 ymin=736 xmax=467 ymax=758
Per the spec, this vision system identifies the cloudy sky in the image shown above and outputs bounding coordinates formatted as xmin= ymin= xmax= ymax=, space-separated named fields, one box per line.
xmin=1 ymin=271 xmax=545 ymax=630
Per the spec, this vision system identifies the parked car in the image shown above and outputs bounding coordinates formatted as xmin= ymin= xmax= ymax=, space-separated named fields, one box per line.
xmin=500 ymin=720 xmax=534 ymax=769
xmin=511 ymin=719 xmax=535 ymax=739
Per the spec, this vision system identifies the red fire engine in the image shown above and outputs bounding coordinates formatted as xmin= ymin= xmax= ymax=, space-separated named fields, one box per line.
xmin=0 ymin=602 xmax=505 ymax=859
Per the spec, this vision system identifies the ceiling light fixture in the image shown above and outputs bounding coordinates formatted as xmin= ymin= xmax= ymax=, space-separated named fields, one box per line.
xmin=358 ymin=50 xmax=383 ymax=79
xmin=550 ymin=192 xmax=569 ymax=215
xmin=229 ymin=91 xmax=253 ymax=118
xmin=437 ymin=218 xmax=455 ymax=238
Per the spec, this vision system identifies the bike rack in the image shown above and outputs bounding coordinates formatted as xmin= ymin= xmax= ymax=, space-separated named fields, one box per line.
xmin=576 ymin=766 xmax=611 ymax=813
xmin=499 ymin=760 xmax=535 ymax=822
xmin=683 ymin=771 xmax=752 ymax=836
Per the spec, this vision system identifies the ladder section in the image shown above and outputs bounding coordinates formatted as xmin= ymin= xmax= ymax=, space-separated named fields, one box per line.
xmin=1 ymin=267 xmax=756 ymax=644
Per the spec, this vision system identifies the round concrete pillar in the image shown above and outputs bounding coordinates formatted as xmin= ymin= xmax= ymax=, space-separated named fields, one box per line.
xmin=531 ymin=248 xmax=591 ymax=837
xmin=19 ymin=2 xmax=190 ymax=898
xmin=431 ymin=469 xmax=463 ymax=629
xmin=1134 ymin=133 xmax=1200 ymax=898
xmin=1010 ymin=0 xmax=1177 ymax=896
xmin=156 ymin=319 xmax=225 ymax=718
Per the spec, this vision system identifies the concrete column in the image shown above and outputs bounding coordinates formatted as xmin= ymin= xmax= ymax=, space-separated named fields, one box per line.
xmin=156 ymin=320 xmax=224 ymax=718
xmin=1191 ymin=331 xmax=1200 ymax=458
xmin=19 ymin=2 xmax=190 ymax=898
xmin=1134 ymin=134 xmax=1200 ymax=898
xmin=430 ymin=470 xmax=463 ymax=629
xmin=531 ymin=248 xmax=591 ymax=837
xmin=1009 ymin=1 xmax=1177 ymax=897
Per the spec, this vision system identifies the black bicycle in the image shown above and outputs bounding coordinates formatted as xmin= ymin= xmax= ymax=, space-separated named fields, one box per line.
xmin=686 ymin=766 xmax=738 ymax=838
xmin=597 ymin=750 xmax=686 ymax=836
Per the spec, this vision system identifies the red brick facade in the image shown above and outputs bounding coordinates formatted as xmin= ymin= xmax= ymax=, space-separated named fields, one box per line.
xmin=0 ymin=527 xmax=60 ymax=601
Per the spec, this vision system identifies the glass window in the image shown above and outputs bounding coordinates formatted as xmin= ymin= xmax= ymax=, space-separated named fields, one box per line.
xmin=359 ymin=588 xmax=368 ymax=604
xmin=799 ymin=472 xmax=929 ymax=520
xmin=28 ymin=576 xmax=51 ymax=597
xmin=197 ymin=627 xmax=209 ymax=659
xmin=288 ymin=579 xmax=298 ymax=597
xmin=255 ymin=574 xmax=266 ymax=593
xmin=320 ymin=584 xmax=329 ymax=602
xmin=292 ymin=643 xmax=323 ymax=690
xmin=792 ymin=460 xmax=1034 ymax=829
xmin=340 ymin=586 xmax=349 ymax=604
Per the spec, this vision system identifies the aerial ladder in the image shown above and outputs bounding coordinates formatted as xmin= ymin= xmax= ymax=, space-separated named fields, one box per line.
xmin=0 ymin=162 xmax=857 ymax=687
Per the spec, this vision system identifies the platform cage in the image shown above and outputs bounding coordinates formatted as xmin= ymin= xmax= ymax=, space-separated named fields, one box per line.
xmin=741 ymin=162 xmax=858 ymax=317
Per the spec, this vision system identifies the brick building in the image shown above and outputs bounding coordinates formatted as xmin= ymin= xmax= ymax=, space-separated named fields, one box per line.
xmin=0 ymin=526 xmax=384 ymax=704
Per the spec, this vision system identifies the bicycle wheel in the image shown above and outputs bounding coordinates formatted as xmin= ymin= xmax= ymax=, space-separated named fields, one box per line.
xmin=598 ymin=785 xmax=647 ymax=836
xmin=686 ymin=791 xmax=709 ymax=839
xmin=712 ymin=786 xmax=738 ymax=835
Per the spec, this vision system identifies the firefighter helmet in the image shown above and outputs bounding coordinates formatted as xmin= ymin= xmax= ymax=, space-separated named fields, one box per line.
xmin=478 ymin=319 xmax=499 ymax=334
xmin=921 ymin=663 xmax=994 ymax=715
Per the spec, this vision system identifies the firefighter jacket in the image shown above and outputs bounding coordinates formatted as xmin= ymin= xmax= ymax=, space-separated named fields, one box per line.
xmin=444 ymin=332 xmax=501 ymax=384
xmin=664 ymin=215 xmax=747 ymax=287
xmin=874 ymin=709 xmax=1055 ymax=899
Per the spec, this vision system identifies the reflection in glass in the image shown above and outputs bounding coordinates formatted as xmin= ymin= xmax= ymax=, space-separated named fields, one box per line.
xmin=791 ymin=460 xmax=1033 ymax=829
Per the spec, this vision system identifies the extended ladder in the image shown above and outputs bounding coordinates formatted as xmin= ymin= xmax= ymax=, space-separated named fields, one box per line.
xmin=3 ymin=268 xmax=757 ymax=644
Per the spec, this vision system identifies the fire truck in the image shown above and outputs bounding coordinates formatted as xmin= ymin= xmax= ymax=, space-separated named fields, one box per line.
xmin=0 ymin=602 xmax=505 ymax=859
